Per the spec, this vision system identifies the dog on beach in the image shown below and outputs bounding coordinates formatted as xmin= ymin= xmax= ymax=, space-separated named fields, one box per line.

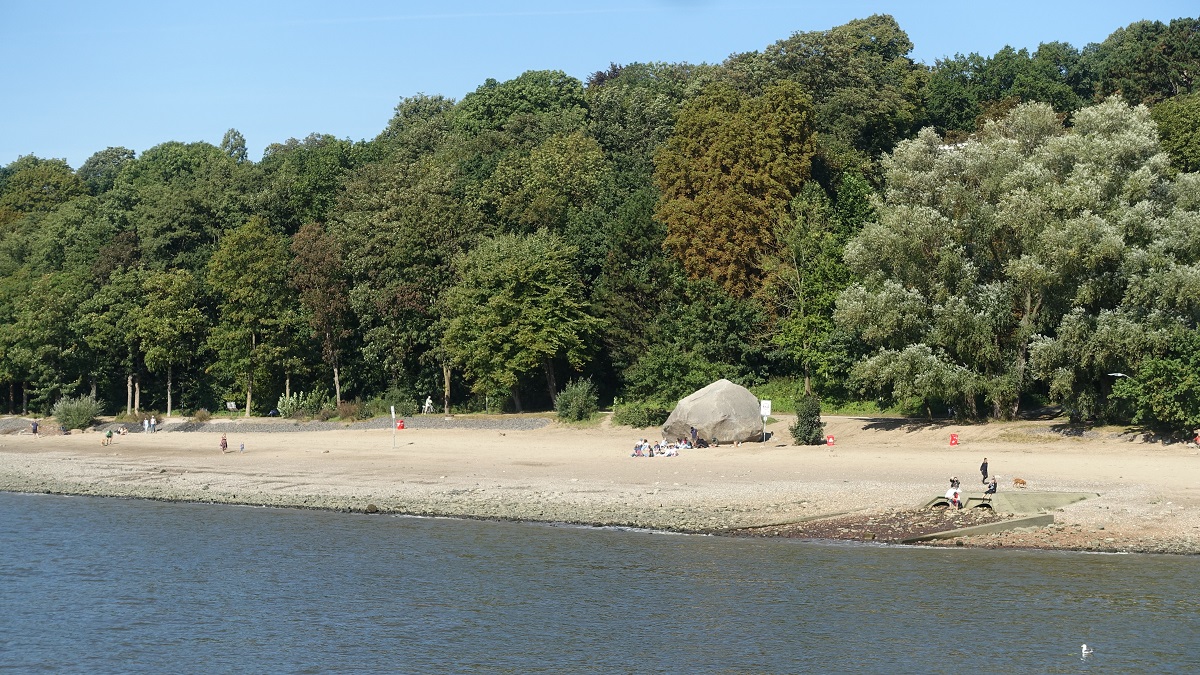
xmin=1012 ymin=477 xmax=1028 ymax=488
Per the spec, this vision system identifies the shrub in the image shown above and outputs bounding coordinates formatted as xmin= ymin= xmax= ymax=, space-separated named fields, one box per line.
xmin=277 ymin=390 xmax=330 ymax=419
xmin=192 ymin=408 xmax=212 ymax=422
xmin=612 ymin=401 xmax=672 ymax=428
xmin=555 ymin=378 xmax=599 ymax=422
xmin=363 ymin=389 xmax=420 ymax=418
xmin=336 ymin=399 xmax=362 ymax=421
xmin=51 ymin=395 xmax=104 ymax=430
xmin=790 ymin=393 xmax=827 ymax=445
xmin=315 ymin=406 xmax=335 ymax=421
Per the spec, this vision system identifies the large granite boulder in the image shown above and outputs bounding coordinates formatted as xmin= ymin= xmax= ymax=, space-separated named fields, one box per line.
xmin=662 ymin=379 xmax=763 ymax=444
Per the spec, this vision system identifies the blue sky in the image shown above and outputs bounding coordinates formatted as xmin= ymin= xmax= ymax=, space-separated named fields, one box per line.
xmin=1 ymin=1 xmax=1194 ymax=169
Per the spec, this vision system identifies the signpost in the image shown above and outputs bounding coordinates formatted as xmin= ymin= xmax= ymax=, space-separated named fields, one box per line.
xmin=391 ymin=405 xmax=396 ymax=449
xmin=760 ymin=400 xmax=771 ymax=442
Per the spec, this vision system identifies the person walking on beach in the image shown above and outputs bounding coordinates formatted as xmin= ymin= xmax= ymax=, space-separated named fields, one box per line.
xmin=30 ymin=420 xmax=38 ymax=436
xmin=220 ymin=433 xmax=228 ymax=454
xmin=980 ymin=457 xmax=989 ymax=484
xmin=150 ymin=416 xmax=157 ymax=433
xmin=143 ymin=418 xmax=149 ymax=434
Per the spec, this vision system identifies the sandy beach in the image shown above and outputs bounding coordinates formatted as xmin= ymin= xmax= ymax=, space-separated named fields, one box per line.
xmin=2 ymin=414 xmax=1198 ymax=554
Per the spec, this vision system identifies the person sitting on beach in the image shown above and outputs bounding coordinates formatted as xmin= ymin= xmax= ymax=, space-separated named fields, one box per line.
xmin=945 ymin=484 xmax=962 ymax=509
xmin=631 ymin=439 xmax=646 ymax=457
xmin=220 ymin=433 xmax=229 ymax=454
xmin=984 ymin=477 xmax=997 ymax=496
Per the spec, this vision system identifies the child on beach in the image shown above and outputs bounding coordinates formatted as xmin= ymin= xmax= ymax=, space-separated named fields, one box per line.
xmin=220 ymin=433 xmax=228 ymax=454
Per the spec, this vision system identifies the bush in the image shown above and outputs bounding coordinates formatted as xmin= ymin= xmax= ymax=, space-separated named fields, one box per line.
xmin=52 ymin=395 xmax=104 ymax=430
xmin=363 ymin=389 xmax=420 ymax=418
xmin=612 ymin=401 xmax=672 ymax=428
xmin=337 ymin=399 xmax=362 ymax=421
xmin=555 ymin=378 xmax=599 ymax=422
xmin=277 ymin=390 xmax=330 ymax=419
xmin=790 ymin=393 xmax=827 ymax=445
xmin=192 ymin=408 xmax=211 ymax=422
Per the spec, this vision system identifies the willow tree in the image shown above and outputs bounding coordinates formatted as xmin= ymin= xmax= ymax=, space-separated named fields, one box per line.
xmin=837 ymin=98 xmax=1197 ymax=420
xmin=654 ymin=80 xmax=816 ymax=298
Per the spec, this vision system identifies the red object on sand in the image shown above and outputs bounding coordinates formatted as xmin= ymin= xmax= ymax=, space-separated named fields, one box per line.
xmin=950 ymin=433 xmax=959 ymax=446
xmin=825 ymin=435 xmax=835 ymax=446
xmin=397 ymin=420 xmax=405 ymax=430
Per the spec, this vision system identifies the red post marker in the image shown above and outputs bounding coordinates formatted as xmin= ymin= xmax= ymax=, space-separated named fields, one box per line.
xmin=825 ymin=435 xmax=835 ymax=446
xmin=397 ymin=420 xmax=405 ymax=430
xmin=950 ymin=433 xmax=959 ymax=446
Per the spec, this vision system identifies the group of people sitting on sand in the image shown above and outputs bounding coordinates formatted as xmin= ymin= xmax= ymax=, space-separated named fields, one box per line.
xmin=631 ymin=438 xmax=685 ymax=457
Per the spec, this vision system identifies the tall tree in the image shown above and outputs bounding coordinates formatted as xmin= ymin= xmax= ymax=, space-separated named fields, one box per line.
xmin=654 ymin=80 xmax=816 ymax=297
xmin=837 ymin=98 xmax=1186 ymax=419
xmin=290 ymin=222 xmax=352 ymax=403
xmin=206 ymin=217 xmax=291 ymax=416
xmin=441 ymin=231 xmax=602 ymax=409
xmin=136 ymin=269 xmax=205 ymax=416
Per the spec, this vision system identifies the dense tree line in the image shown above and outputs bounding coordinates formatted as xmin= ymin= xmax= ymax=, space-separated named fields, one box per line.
xmin=2 ymin=14 xmax=1199 ymax=435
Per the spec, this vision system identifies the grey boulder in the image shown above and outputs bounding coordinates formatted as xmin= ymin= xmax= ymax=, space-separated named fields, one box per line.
xmin=662 ymin=379 xmax=763 ymax=443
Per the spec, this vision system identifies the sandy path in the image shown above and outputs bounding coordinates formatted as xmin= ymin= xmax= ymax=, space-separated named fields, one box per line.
xmin=2 ymin=415 xmax=1198 ymax=553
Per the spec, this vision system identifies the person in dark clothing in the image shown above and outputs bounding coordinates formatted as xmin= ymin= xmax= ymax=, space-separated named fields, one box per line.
xmin=980 ymin=457 xmax=989 ymax=484
xmin=984 ymin=477 xmax=997 ymax=495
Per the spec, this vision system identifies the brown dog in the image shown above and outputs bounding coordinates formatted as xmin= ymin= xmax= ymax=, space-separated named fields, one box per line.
xmin=1013 ymin=477 xmax=1028 ymax=489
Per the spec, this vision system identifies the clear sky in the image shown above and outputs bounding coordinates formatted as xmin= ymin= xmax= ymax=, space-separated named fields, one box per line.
xmin=1 ymin=1 xmax=1194 ymax=169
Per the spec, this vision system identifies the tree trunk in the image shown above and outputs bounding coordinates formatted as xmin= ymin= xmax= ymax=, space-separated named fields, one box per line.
xmin=511 ymin=386 xmax=523 ymax=413
xmin=803 ymin=364 xmax=812 ymax=396
xmin=285 ymin=371 xmax=291 ymax=398
xmin=127 ymin=374 xmax=133 ymax=415
xmin=89 ymin=378 xmax=96 ymax=399
xmin=22 ymin=382 xmax=28 ymax=415
xmin=245 ymin=334 xmax=254 ymax=417
xmin=333 ymin=364 xmax=341 ymax=405
xmin=134 ymin=377 xmax=140 ymax=413
xmin=543 ymin=359 xmax=558 ymax=404
xmin=166 ymin=364 xmax=173 ymax=417
xmin=442 ymin=363 xmax=450 ymax=416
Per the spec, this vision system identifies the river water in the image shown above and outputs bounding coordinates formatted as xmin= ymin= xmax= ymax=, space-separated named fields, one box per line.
xmin=1 ymin=491 xmax=1196 ymax=673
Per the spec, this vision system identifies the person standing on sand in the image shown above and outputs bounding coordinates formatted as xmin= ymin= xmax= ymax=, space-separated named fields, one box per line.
xmin=980 ymin=457 xmax=989 ymax=484
xmin=220 ymin=433 xmax=228 ymax=454
xmin=30 ymin=420 xmax=38 ymax=436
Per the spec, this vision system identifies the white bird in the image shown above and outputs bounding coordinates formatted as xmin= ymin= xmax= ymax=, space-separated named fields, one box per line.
xmin=1081 ymin=644 xmax=1093 ymax=658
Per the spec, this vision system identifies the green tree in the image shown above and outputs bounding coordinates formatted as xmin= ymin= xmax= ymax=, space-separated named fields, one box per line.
xmin=0 ymin=156 xmax=87 ymax=226
xmin=136 ymin=269 xmax=206 ymax=416
xmin=75 ymin=267 xmax=142 ymax=412
xmin=1151 ymin=92 xmax=1200 ymax=172
xmin=256 ymin=133 xmax=357 ymax=233
xmin=441 ymin=231 xmax=603 ymax=410
xmin=77 ymin=147 xmax=136 ymax=195
xmin=654 ymin=80 xmax=816 ymax=297
xmin=838 ymin=98 xmax=1183 ymax=419
xmin=290 ymin=222 xmax=352 ymax=403
xmin=206 ymin=217 xmax=291 ymax=415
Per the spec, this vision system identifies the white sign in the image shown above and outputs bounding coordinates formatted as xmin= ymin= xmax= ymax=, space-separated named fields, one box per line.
xmin=760 ymin=400 xmax=772 ymax=417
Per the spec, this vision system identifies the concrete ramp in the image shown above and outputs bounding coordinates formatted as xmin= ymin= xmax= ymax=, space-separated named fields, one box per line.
xmin=923 ymin=491 xmax=1097 ymax=514
xmin=902 ymin=514 xmax=1056 ymax=543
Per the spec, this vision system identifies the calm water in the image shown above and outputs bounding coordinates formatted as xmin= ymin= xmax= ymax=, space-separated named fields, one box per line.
xmin=1 ymin=492 xmax=1196 ymax=674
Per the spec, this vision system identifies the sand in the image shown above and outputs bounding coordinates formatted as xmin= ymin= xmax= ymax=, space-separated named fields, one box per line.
xmin=2 ymin=414 xmax=1198 ymax=554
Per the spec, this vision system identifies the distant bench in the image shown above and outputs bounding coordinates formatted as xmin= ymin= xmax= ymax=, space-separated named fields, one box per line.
xmin=225 ymin=402 xmax=238 ymax=412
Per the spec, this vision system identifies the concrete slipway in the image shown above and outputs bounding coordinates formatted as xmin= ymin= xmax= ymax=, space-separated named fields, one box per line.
xmin=907 ymin=490 xmax=1098 ymax=543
